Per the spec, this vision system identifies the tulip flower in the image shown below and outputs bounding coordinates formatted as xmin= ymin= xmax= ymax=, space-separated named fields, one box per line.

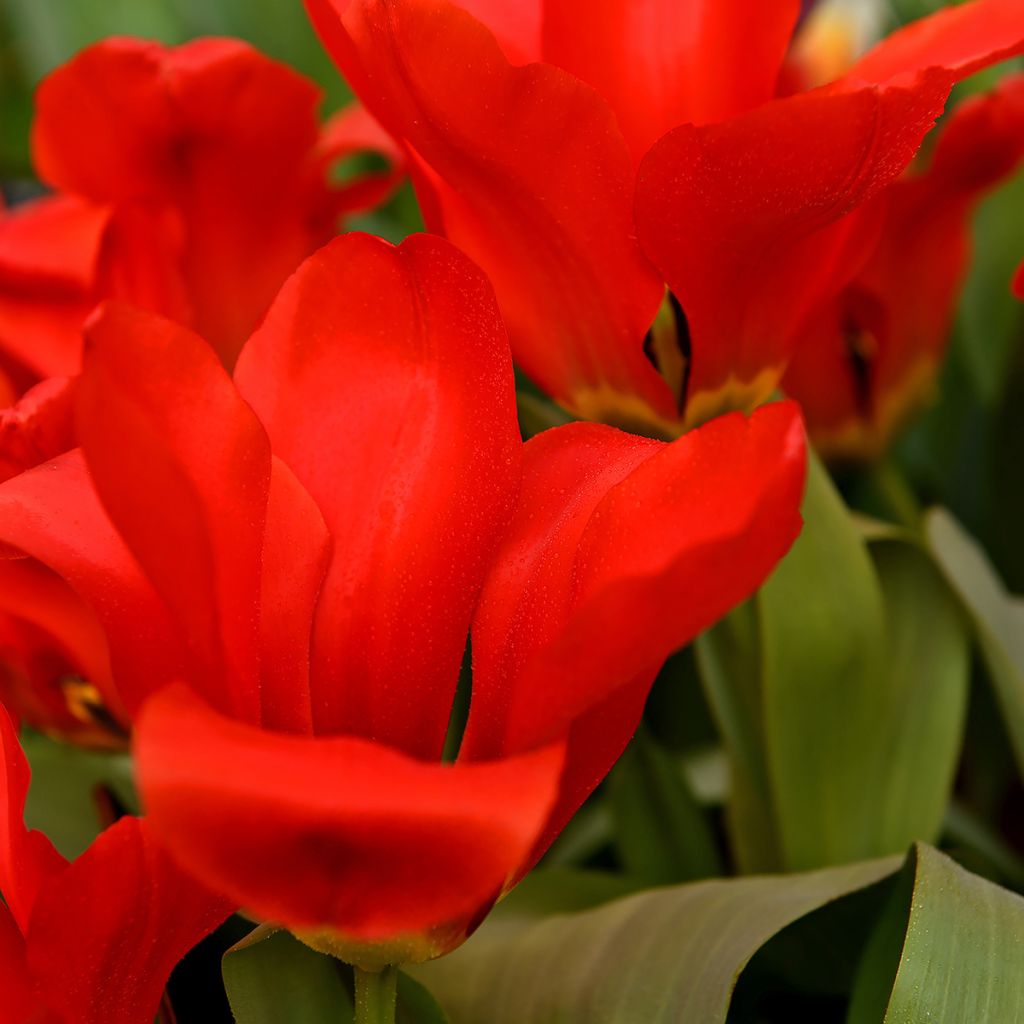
xmin=0 ymin=36 xmax=401 ymax=400
xmin=783 ymin=74 xmax=1024 ymax=461
xmin=0 ymin=232 xmax=805 ymax=981
xmin=0 ymin=706 xmax=228 ymax=1024
xmin=304 ymin=0 xmax=1024 ymax=437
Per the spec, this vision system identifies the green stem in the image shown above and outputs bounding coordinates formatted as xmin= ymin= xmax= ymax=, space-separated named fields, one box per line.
xmin=866 ymin=458 xmax=922 ymax=528
xmin=354 ymin=965 xmax=398 ymax=1024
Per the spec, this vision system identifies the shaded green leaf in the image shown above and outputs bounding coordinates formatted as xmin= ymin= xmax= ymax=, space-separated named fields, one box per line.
xmin=926 ymin=507 xmax=1024 ymax=777
xmin=413 ymin=858 xmax=898 ymax=1024
xmin=850 ymin=844 xmax=1024 ymax=1023
xmin=607 ymin=725 xmax=721 ymax=884
xmin=223 ymin=928 xmax=353 ymax=1024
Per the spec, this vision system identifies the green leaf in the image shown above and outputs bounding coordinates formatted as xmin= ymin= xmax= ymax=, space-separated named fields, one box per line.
xmin=397 ymin=973 xmax=450 ymax=1024
xmin=756 ymin=453 xmax=888 ymax=870
xmin=699 ymin=464 xmax=969 ymax=873
xmin=223 ymin=928 xmax=353 ymax=1024
xmin=21 ymin=731 xmax=135 ymax=859
xmin=926 ymin=507 xmax=1024 ymax=778
xmin=850 ymin=844 xmax=1024 ymax=1023
xmin=607 ymin=726 xmax=721 ymax=884
xmin=411 ymin=858 xmax=898 ymax=1024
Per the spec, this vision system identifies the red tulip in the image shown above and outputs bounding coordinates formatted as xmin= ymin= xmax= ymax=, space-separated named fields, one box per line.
xmin=304 ymin=0 xmax=1024 ymax=436
xmin=0 ymin=37 xmax=401 ymax=400
xmin=0 ymin=705 xmax=228 ymax=1024
xmin=783 ymin=74 xmax=1024 ymax=461
xmin=0 ymin=232 xmax=805 ymax=962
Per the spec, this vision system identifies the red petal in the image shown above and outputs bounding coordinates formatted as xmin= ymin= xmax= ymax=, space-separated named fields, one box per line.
xmin=0 ymin=707 xmax=66 ymax=933
xmin=635 ymin=74 xmax=954 ymax=423
xmin=0 ymin=377 xmax=76 ymax=483
xmin=235 ymin=233 xmax=520 ymax=757
xmin=135 ymin=686 xmax=564 ymax=946
xmin=0 ymin=452 xmax=183 ymax=718
xmin=1014 ymin=259 xmax=1024 ymax=300
xmin=77 ymin=304 xmax=271 ymax=723
xmin=851 ymin=0 xmax=1024 ymax=84
xmin=258 ymin=458 xmax=330 ymax=735
xmin=305 ymin=0 xmax=673 ymax=429
xmin=0 ymin=901 xmax=34 ymax=1023
xmin=0 ymin=195 xmax=109 ymax=291
xmin=25 ymin=816 xmax=230 ymax=1024
xmin=459 ymin=0 xmax=542 ymax=62
xmin=465 ymin=401 xmax=806 ymax=759
xmin=542 ymin=0 xmax=800 ymax=159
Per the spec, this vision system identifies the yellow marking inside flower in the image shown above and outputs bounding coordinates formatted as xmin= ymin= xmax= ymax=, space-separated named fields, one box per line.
xmin=791 ymin=0 xmax=886 ymax=88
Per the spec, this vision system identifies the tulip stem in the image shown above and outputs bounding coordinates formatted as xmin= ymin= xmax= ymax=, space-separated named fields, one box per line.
xmin=354 ymin=965 xmax=398 ymax=1024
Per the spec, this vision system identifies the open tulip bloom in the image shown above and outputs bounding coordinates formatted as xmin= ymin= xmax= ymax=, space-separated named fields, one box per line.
xmin=0 ymin=36 xmax=400 ymax=404
xmin=305 ymin=0 xmax=1024 ymax=437
xmin=0 ymin=231 xmax=804 ymax=996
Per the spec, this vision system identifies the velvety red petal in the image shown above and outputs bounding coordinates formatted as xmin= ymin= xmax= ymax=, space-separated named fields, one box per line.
xmin=635 ymin=74 xmax=954 ymax=424
xmin=25 ymin=816 xmax=230 ymax=1024
xmin=0 ymin=377 xmax=76 ymax=483
xmin=542 ymin=0 xmax=800 ymax=159
xmin=258 ymin=458 xmax=330 ymax=735
xmin=306 ymin=0 xmax=674 ymax=429
xmin=851 ymin=0 xmax=1024 ymax=84
xmin=458 ymin=0 xmax=541 ymax=62
xmin=235 ymin=233 xmax=520 ymax=757
xmin=0 ymin=452 xmax=182 ymax=718
xmin=135 ymin=686 xmax=564 ymax=945
xmin=0 ymin=707 xmax=66 ymax=933
xmin=0 ymin=901 xmax=34 ymax=1023
xmin=77 ymin=303 xmax=271 ymax=723
xmin=0 ymin=195 xmax=109 ymax=291
xmin=465 ymin=401 xmax=806 ymax=758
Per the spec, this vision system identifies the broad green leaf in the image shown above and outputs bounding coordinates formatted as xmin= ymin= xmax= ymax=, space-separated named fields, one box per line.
xmin=397 ymin=973 xmax=450 ymax=1024
xmin=223 ymin=928 xmax=353 ymax=1024
xmin=757 ymin=453 xmax=887 ymax=870
xmin=850 ymin=844 xmax=1024 ymax=1023
xmin=865 ymin=542 xmax=969 ymax=849
xmin=926 ymin=507 xmax=1024 ymax=777
xmin=21 ymin=731 xmax=135 ymax=859
xmin=412 ymin=858 xmax=898 ymax=1024
xmin=606 ymin=726 xmax=721 ymax=885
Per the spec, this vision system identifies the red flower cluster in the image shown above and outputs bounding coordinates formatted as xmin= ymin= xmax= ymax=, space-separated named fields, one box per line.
xmin=0 ymin=0 xmax=1021 ymax=1016
xmin=306 ymin=0 xmax=1024 ymax=436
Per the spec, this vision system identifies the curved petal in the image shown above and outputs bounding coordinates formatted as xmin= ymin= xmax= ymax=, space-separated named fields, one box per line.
xmin=542 ymin=0 xmax=800 ymax=159
xmin=0 ymin=377 xmax=76 ymax=483
xmin=0 ymin=901 xmax=33 ymax=1022
xmin=850 ymin=0 xmax=1024 ymax=84
xmin=635 ymin=73 xmax=954 ymax=425
xmin=77 ymin=303 xmax=271 ymax=723
xmin=0 ymin=707 xmax=66 ymax=933
xmin=465 ymin=401 xmax=806 ymax=758
xmin=258 ymin=457 xmax=330 ymax=735
xmin=1014 ymin=259 xmax=1024 ymax=301
xmin=135 ymin=686 xmax=564 ymax=951
xmin=0 ymin=452 xmax=184 ymax=718
xmin=305 ymin=0 xmax=673 ymax=430
xmin=459 ymin=0 xmax=541 ymax=62
xmin=26 ymin=816 xmax=230 ymax=1024
xmin=235 ymin=233 xmax=520 ymax=757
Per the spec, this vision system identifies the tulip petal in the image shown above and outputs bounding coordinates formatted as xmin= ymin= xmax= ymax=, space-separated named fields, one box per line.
xmin=542 ymin=0 xmax=801 ymax=158
xmin=0 ymin=707 xmax=66 ymax=933
xmin=459 ymin=0 xmax=541 ymax=62
xmin=136 ymin=686 xmax=564 ymax=946
xmin=0 ymin=452 xmax=184 ymax=717
xmin=305 ymin=0 xmax=674 ymax=429
xmin=0 ymin=377 xmax=76 ymax=483
xmin=466 ymin=401 xmax=806 ymax=759
xmin=26 ymin=816 xmax=230 ymax=1024
xmin=77 ymin=303 xmax=271 ymax=723
xmin=235 ymin=233 xmax=520 ymax=757
xmin=851 ymin=0 xmax=1024 ymax=84
xmin=0 ymin=901 xmax=33 ymax=1023
xmin=635 ymin=75 xmax=954 ymax=423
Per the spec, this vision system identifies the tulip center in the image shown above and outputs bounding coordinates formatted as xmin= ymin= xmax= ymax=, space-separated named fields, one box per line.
xmin=644 ymin=289 xmax=691 ymax=415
